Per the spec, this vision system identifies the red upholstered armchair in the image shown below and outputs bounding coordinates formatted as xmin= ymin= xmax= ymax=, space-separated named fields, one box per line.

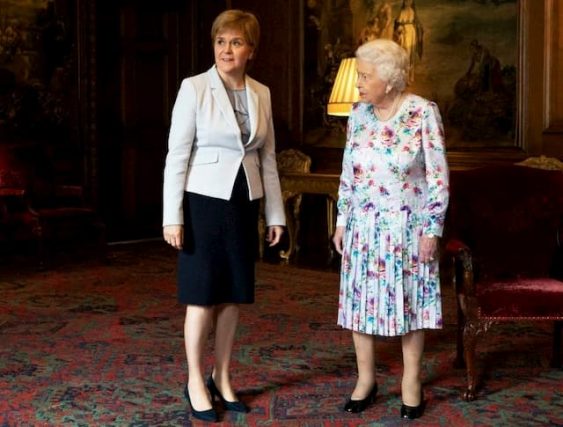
xmin=0 ymin=143 xmax=106 ymax=269
xmin=445 ymin=165 xmax=563 ymax=401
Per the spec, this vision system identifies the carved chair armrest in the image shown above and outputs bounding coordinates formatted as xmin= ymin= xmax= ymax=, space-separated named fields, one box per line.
xmin=50 ymin=184 xmax=87 ymax=207
xmin=445 ymin=238 xmax=476 ymax=296
xmin=445 ymin=238 xmax=469 ymax=254
xmin=0 ymin=187 xmax=39 ymax=222
xmin=54 ymin=185 xmax=84 ymax=198
xmin=0 ymin=188 xmax=26 ymax=197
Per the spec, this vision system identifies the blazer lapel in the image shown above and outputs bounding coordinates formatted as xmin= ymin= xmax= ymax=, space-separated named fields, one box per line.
xmin=208 ymin=66 xmax=239 ymax=134
xmin=245 ymin=78 xmax=259 ymax=145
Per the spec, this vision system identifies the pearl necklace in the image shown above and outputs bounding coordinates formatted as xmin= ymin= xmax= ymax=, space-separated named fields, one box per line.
xmin=375 ymin=93 xmax=403 ymax=121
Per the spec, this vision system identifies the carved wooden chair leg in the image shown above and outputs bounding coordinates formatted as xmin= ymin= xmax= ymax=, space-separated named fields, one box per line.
xmin=552 ymin=320 xmax=562 ymax=368
xmin=95 ymin=221 xmax=107 ymax=263
xmin=32 ymin=221 xmax=47 ymax=271
xmin=257 ymin=200 xmax=266 ymax=259
xmin=279 ymin=196 xmax=296 ymax=262
xmin=326 ymin=197 xmax=336 ymax=264
xmin=454 ymin=302 xmax=466 ymax=368
xmin=463 ymin=321 xmax=479 ymax=401
xmin=292 ymin=195 xmax=303 ymax=255
xmin=451 ymin=256 xmax=466 ymax=368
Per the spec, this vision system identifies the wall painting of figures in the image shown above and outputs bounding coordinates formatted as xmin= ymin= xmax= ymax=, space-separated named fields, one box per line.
xmin=303 ymin=0 xmax=519 ymax=151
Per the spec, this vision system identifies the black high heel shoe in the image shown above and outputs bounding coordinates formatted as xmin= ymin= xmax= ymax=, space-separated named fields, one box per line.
xmin=207 ymin=376 xmax=249 ymax=413
xmin=183 ymin=384 xmax=218 ymax=422
xmin=400 ymin=389 xmax=425 ymax=420
xmin=343 ymin=383 xmax=378 ymax=413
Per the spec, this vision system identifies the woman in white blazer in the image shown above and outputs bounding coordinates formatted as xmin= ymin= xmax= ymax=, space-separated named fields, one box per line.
xmin=162 ymin=10 xmax=285 ymax=422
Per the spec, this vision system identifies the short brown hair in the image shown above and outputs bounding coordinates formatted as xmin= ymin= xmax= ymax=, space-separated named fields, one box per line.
xmin=211 ymin=9 xmax=260 ymax=52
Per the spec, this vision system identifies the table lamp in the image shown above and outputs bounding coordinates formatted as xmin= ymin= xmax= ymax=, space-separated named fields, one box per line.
xmin=327 ymin=57 xmax=359 ymax=117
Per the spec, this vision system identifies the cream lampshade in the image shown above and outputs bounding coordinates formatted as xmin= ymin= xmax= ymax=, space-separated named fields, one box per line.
xmin=327 ymin=57 xmax=359 ymax=117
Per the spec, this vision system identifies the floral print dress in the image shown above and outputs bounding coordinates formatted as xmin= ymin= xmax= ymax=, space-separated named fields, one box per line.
xmin=336 ymin=94 xmax=449 ymax=337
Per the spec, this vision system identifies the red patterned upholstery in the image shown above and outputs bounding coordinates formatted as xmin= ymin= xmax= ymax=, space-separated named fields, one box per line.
xmin=445 ymin=165 xmax=563 ymax=401
xmin=477 ymin=278 xmax=563 ymax=318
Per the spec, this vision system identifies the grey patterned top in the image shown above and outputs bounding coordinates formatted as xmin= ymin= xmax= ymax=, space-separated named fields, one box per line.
xmin=226 ymin=88 xmax=250 ymax=145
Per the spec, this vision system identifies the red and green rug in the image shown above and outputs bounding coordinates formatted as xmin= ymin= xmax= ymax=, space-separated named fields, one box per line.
xmin=1 ymin=242 xmax=561 ymax=426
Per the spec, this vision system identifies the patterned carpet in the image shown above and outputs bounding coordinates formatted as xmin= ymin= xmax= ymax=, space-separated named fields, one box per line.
xmin=0 ymin=242 xmax=561 ymax=426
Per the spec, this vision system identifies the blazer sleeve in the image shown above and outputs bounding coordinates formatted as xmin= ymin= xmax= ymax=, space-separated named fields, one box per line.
xmin=162 ymin=78 xmax=197 ymax=226
xmin=259 ymin=88 xmax=286 ymax=226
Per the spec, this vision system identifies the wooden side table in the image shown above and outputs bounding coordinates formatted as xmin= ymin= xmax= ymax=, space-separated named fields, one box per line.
xmin=278 ymin=172 xmax=340 ymax=262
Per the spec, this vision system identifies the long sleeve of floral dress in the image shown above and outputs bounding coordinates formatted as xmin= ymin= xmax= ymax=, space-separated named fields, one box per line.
xmin=336 ymin=114 xmax=356 ymax=228
xmin=420 ymin=102 xmax=449 ymax=236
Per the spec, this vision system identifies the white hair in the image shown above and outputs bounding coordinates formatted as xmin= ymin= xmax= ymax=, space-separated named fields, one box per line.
xmin=356 ymin=39 xmax=409 ymax=92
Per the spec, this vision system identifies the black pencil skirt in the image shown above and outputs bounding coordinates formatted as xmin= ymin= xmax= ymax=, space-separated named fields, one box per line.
xmin=177 ymin=167 xmax=260 ymax=306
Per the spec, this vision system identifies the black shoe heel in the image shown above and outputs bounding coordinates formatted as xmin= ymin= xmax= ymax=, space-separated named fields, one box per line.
xmin=207 ymin=376 xmax=249 ymax=413
xmin=183 ymin=384 xmax=218 ymax=422
xmin=400 ymin=389 xmax=425 ymax=420
xmin=343 ymin=383 xmax=378 ymax=413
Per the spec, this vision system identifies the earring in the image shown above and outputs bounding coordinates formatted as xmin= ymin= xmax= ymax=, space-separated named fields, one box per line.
xmin=385 ymin=85 xmax=392 ymax=94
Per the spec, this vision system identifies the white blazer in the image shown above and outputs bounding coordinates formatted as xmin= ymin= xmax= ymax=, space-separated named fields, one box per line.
xmin=163 ymin=65 xmax=286 ymax=228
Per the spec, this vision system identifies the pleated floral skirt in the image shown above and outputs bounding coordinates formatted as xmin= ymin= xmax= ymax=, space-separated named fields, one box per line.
xmin=337 ymin=208 xmax=443 ymax=337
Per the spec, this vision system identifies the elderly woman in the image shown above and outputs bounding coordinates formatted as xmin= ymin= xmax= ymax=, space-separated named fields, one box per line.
xmin=162 ymin=9 xmax=285 ymax=422
xmin=333 ymin=39 xmax=449 ymax=419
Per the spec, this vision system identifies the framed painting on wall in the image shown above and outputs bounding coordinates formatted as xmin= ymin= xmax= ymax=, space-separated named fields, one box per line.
xmin=303 ymin=0 xmax=520 ymax=154
xmin=0 ymin=0 xmax=97 ymax=190
xmin=0 ymin=0 xmax=79 ymax=141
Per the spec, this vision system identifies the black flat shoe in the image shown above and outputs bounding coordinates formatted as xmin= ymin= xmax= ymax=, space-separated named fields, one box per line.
xmin=400 ymin=390 xmax=425 ymax=420
xmin=207 ymin=376 xmax=249 ymax=413
xmin=343 ymin=383 xmax=378 ymax=413
xmin=183 ymin=384 xmax=218 ymax=422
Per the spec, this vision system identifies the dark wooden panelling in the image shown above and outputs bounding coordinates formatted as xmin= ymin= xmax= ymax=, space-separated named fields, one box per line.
xmin=231 ymin=0 xmax=302 ymax=149
xmin=97 ymin=0 xmax=193 ymax=240
xmin=543 ymin=0 xmax=563 ymax=158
